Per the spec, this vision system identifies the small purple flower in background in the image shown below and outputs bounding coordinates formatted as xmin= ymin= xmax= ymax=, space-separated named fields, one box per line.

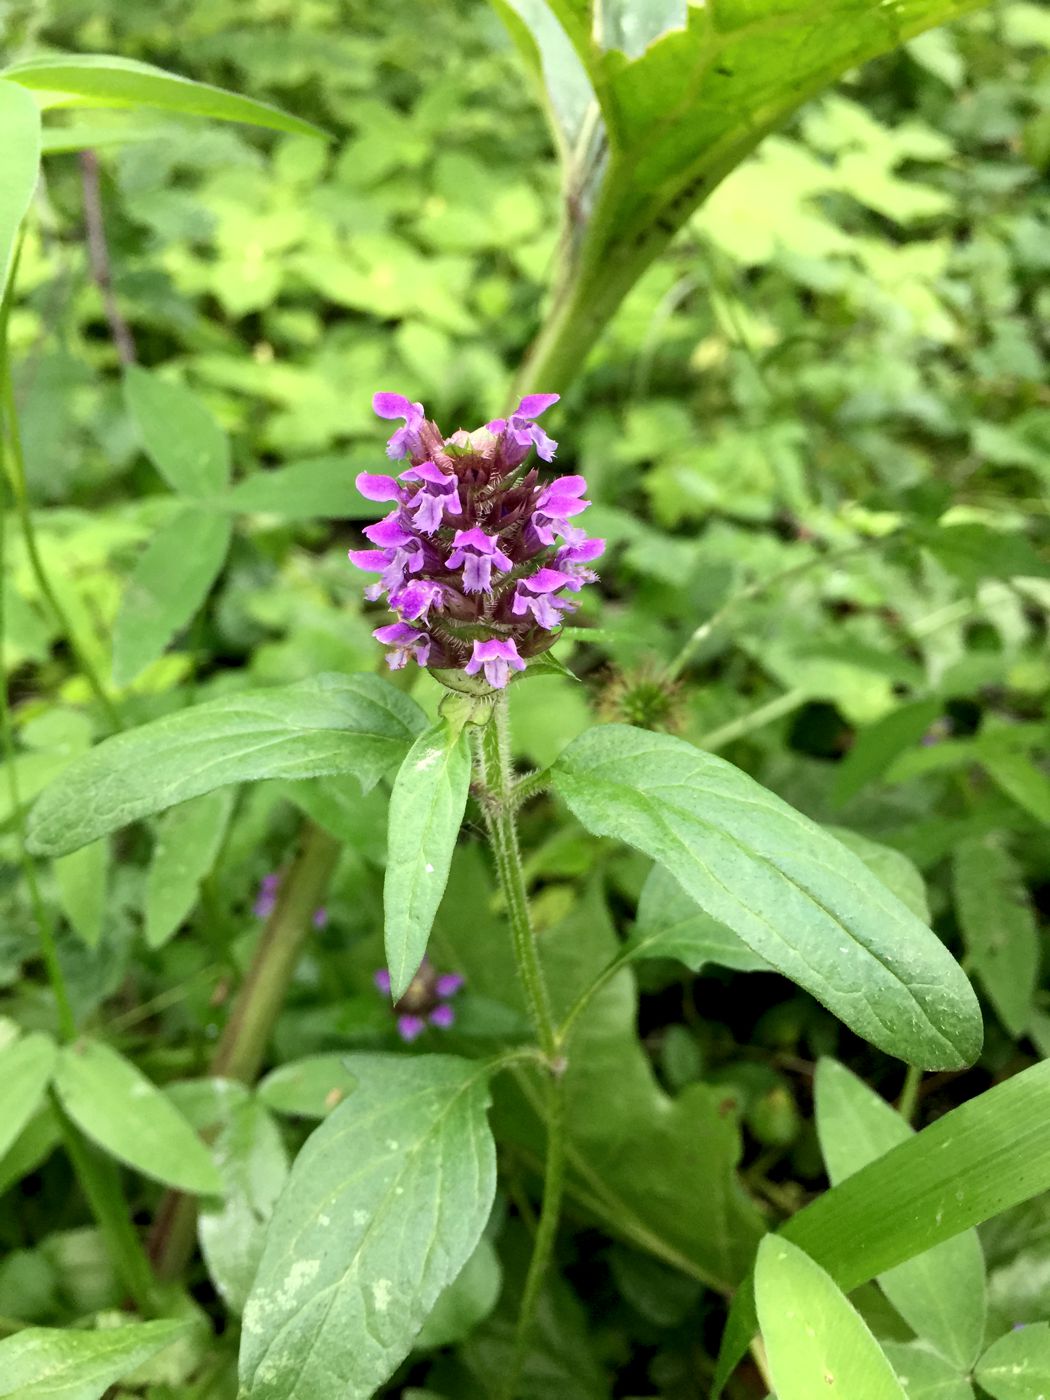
xmin=349 ymin=391 xmax=604 ymax=688
xmin=253 ymin=872 xmax=327 ymax=929
xmin=374 ymin=959 xmax=465 ymax=1042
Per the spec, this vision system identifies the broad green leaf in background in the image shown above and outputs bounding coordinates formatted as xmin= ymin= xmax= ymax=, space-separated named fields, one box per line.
xmin=881 ymin=1342 xmax=974 ymax=1400
xmin=123 ymin=366 xmax=230 ymax=498
xmin=833 ymin=699 xmax=943 ymax=806
xmin=2 ymin=54 xmax=324 ymax=139
xmin=489 ymin=0 xmax=597 ymax=159
xmin=227 ymin=459 xmax=384 ymax=519
xmin=0 ymin=79 xmax=41 ymax=295
xmin=240 ymin=1054 xmax=498 ymax=1400
xmin=816 ymin=1058 xmax=986 ymax=1370
xmin=26 ymin=674 xmax=424 ymax=857
xmin=199 ymin=1097 xmax=289 ymax=1315
xmin=980 ymin=742 xmax=1050 ymax=827
xmin=257 ymin=1054 xmax=359 ymax=1119
xmin=0 ymin=1033 xmax=57 ymax=1161
xmin=415 ymin=1235 xmax=503 ymax=1351
xmin=53 ymin=839 xmax=108 ymax=949
xmin=629 ymin=863 xmax=769 ymax=973
xmin=552 ymin=725 xmax=981 ymax=1069
xmin=714 ymin=1058 xmax=1050 ymax=1396
xmin=384 ymin=718 xmax=473 ymax=1000
xmin=112 ymin=509 xmax=232 ymax=686
xmin=976 ymin=1322 xmax=1050 ymax=1400
xmin=0 ymin=1320 xmax=189 ymax=1400
xmin=953 ymin=836 xmax=1039 ymax=1037
xmin=498 ymin=0 xmax=986 ymax=388
xmin=756 ymin=1236 xmax=907 ymax=1400
xmin=144 ymin=789 xmax=235 ymax=949
xmin=53 ymin=1039 xmax=223 ymax=1194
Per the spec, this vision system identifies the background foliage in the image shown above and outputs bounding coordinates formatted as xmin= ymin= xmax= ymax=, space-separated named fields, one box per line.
xmin=1 ymin=0 xmax=1049 ymax=1396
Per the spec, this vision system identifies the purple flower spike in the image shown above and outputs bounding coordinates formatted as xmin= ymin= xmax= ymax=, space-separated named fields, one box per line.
xmin=435 ymin=972 xmax=465 ymax=998
xmin=465 ymin=637 xmax=526 ymax=690
xmin=373 ymin=392 xmax=425 ymax=460
xmin=352 ymin=387 xmax=600 ymax=688
xmin=429 ymin=1004 xmax=456 ymax=1029
xmin=446 ymin=528 xmax=514 ymax=595
xmin=397 ymin=1014 xmax=427 ymax=1042
xmin=373 ymin=621 xmax=431 ymax=670
xmin=374 ymin=968 xmax=392 ymax=995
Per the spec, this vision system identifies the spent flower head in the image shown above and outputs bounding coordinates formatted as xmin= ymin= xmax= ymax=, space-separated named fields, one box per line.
xmin=374 ymin=958 xmax=465 ymax=1042
xmin=349 ymin=392 xmax=603 ymax=689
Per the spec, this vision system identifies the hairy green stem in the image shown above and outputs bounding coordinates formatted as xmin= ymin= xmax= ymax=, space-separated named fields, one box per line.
xmin=150 ymin=821 xmax=340 ymax=1281
xmin=55 ymin=1095 xmax=163 ymax=1315
xmin=0 ymin=331 xmax=76 ymax=1040
xmin=474 ymin=693 xmax=566 ymax=1397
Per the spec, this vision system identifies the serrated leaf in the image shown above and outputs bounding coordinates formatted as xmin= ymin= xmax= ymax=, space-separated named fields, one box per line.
xmin=112 ymin=508 xmax=231 ymax=686
xmin=53 ymin=839 xmax=108 ymax=948
xmin=53 ymin=1039 xmax=223 ymax=1194
xmin=976 ymin=1322 xmax=1050 ymax=1400
xmin=0 ymin=1320 xmax=189 ymax=1400
xmin=123 ymin=367 xmax=230 ymax=497
xmin=714 ymin=1059 xmax=1050 ymax=1396
xmin=27 ymin=674 xmax=424 ymax=857
xmin=552 ymin=725 xmax=981 ymax=1069
xmin=240 ymin=1054 xmax=497 ymax=1400
xmin=2 ymin=54 xmax=324 ymax=139
xmin=145 ymin=789 xmax=235 ymax=949
xmin=0 ymin=79 xmax=40 ymax=295
xmin=816 ymin=1059 xmax=986 ymax=1370
xmin=384 ymin=718 xmax=472 ymax=1000
xmin=953 ymin=837 xmax=1039 ymax=1037
xmin=757 ymin=1236 xmax=907 ymax=1400
xmin=0 ymin=1033 xmax=57 ymax=1162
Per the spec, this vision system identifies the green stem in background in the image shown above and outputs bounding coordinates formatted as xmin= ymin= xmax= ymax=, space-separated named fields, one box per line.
xmin=55 ymin=1095 xmax=163 ymax=1316
xmin=0 ymin=312 xmax=122 ymax=731
xmin=473 ymin=692 xmax=566 ymax=1399
xmin=150 ymin=821 xmax=340 ymax=1281
xmin=897 ymin=1064 xmax=923 ymax=1125
xmin=695 ymin=688 xmax=808 ymax=755
xmin=0 ymin=369 xmax=77 ymax=1040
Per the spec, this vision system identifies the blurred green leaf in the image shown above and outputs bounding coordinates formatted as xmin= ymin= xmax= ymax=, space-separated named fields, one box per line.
xmin=53 ymin=840 xmax=108 ymax=949
xmin=0 ymin=1034 xmax=56 ymax=1162
xmin=953 ymin=836 xmax=1039 ymax=1037
xmin=144 ymin=789 xmax=235 ymax=949
xmin=2 ymin=54 xmax=324 ymax=138
xmin=0 ymin=1320 xmax=190 ymax=1400
xmin=0 ymin=79 xmax=40 ymax=295
xmin=228 ymin=459 xmax=381 ymax=519
xmin=53 ymin=1039 xmax=223 ymax=1194
xmin=123 ymin=366 xmax=231 ymax=498
xmin=976 ymin=1323 xmax=1050 ymax=1400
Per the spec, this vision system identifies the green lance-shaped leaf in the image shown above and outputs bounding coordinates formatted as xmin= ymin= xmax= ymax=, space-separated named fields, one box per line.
xmin=630 ymin=862 xmax=769 ymax=974
xmin=384 ymin=718 xmax=473 ymax=1000
xmin=713 ymin=1058 xmax=1050 ymax=1397
xmin=756 ymin=1236 xmax=907 ymax=1400
xmin=976 ymin=1322 xmax=1050 ymax=1400
xmin=26 ymin=673 xmax=424 ymax=857
xmin=0 ymin=1033 xmax=57 ymax=1162
xmin=144 ymin=789 xmax=235 ymax=950
xmin=815 ymin=1058 xmax=986 ymax=1370
xmin=53 ymin=839 xmax=108 ymax=948
xmin=0 ymin=1320 xmax=190 ymax=1400
xmin=123 ymin=366 xmax=230 ymax=498
xmin=258 ymin=1054 xmax=359 ymax=1120
xmin=1 ymin=54 xmax=325 ymax=139
xmin=953 ymin=836 xmax=1039 ymax=1038
xmin=240 ymin=1054 xmax=498 ymax=1400
xmin=227 ymin=458 xmax=384 ymax=520
xmin=53 ymin=1038 xmax=223 ymax=1194
xmin=0 ymin=79 xmax=40 ymax=296
xmin=552 ymin=725 xmax=981 ymax=1069
xmin=112 ymin=508 xmax=232 ymax=686
xmin=882 ymin=1342 xmax=974 ymax=1400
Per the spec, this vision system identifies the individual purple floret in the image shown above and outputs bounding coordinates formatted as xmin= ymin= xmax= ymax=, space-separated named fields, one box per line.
xmin=253 ymin=872 xmax=327 ymax=929
xmin=374 ymin=958 xmax=465 ymax=1041
xmin=349 ymin=391 xmax=604 ymax=688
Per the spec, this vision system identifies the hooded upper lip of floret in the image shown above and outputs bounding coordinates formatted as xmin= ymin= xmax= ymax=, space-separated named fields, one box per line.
xmin=349 ymin=391 xmax=604 ymax=686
